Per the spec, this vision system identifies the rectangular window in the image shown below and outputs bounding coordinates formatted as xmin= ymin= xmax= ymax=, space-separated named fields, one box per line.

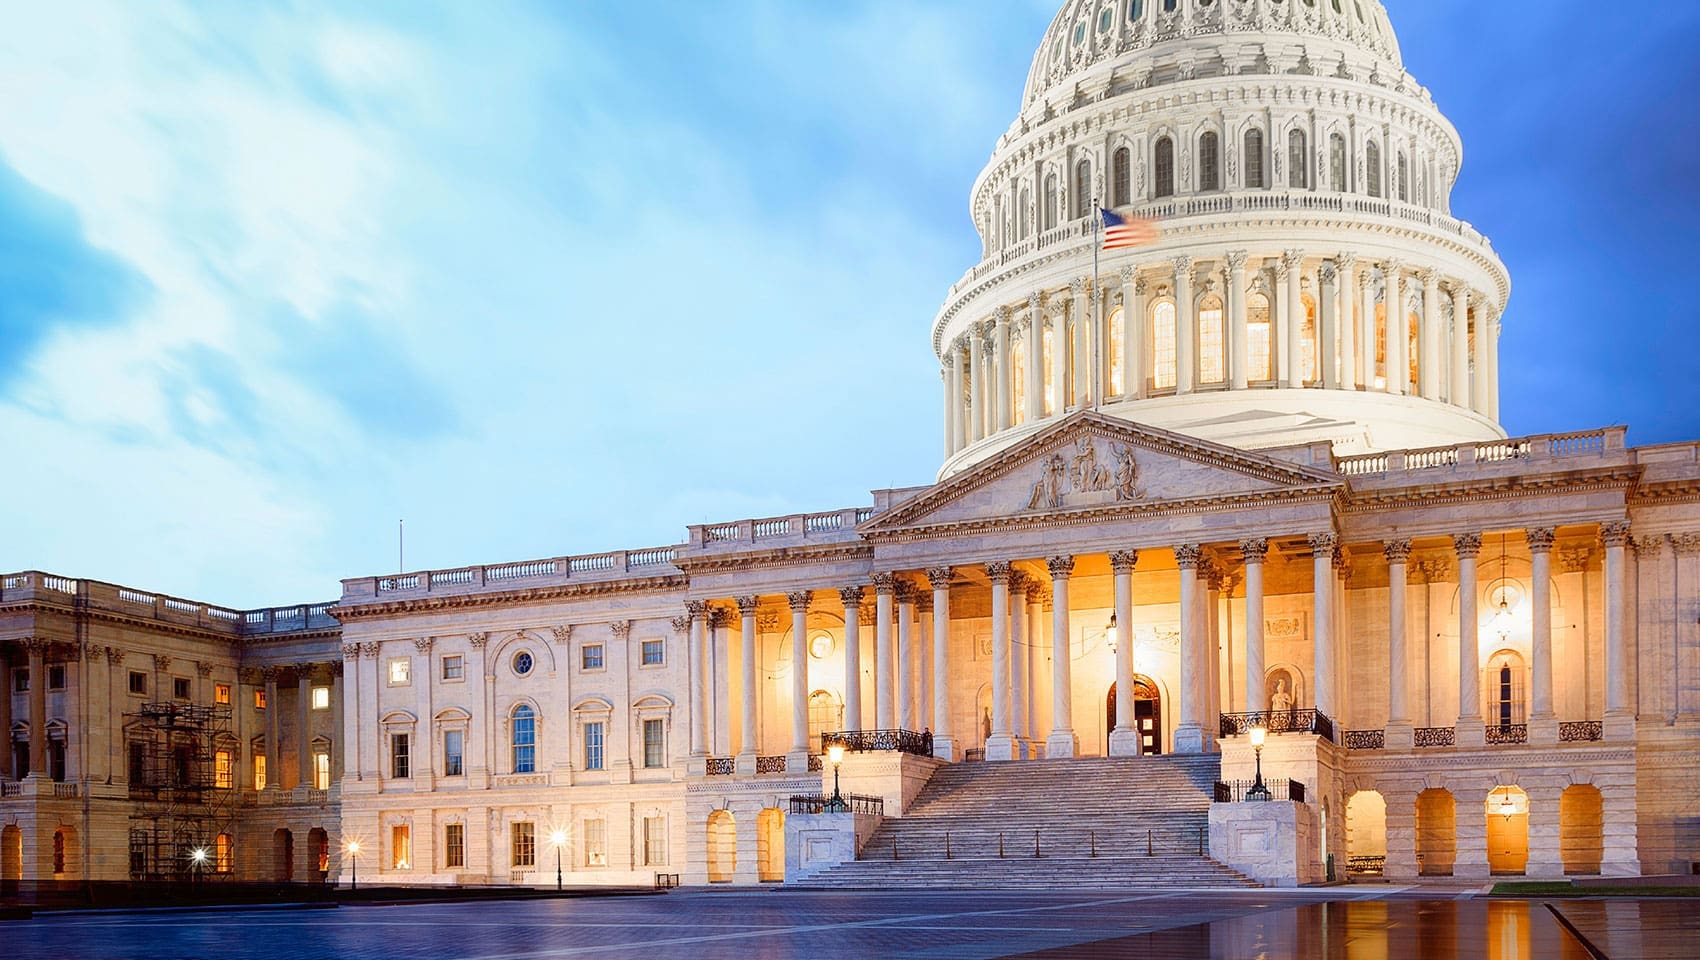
xmin=173 ymin=677 xmax=191 ymax=700
xmin=214 ymin=683 xmax=231 ymax=705
xmin=311 ymin=686 xmax=330 ymax=710
xmin=444 ymin=823 xmax=465 ymax=869
xmin=12 ymin=742 xmax=28 ymax=780
xmin=583 ymin=722 xmax=604 ymax=771
xmin=391 ymin=733 xmax=411 ymax=779
xmin=128 ymin=671 xmax=147 ymax=695
xmin=49 ymin=740 xmax=66 ymax=781
xmin=391 ymin=824 xmax=411 ymax=870
xmin=443 ymin=729 xmax=464 ymax=777
xmin=584 ymin=819 xmax=607 ymax=867
xmin=314 ymin=752 xmax=331 ymax=790
xmin=581 ymin=644 xmax=604 ymax=670
xmin=12 ymin=669 xmax=26 ymax=692
xmin=512 ymin=821 xmax=536 ymax=868
xmin=442 ymin=655 xmax=463 ymax=681
xmin=48 ymin=664 xmax=66 ymax=690
xmin=643 ymin=815 xmax=666 ymax=866
xmin=215 ymin=749 xmax=234 ymax=789
xmin=253 ymin=754 xmax=267 ymax=791
xmin=388 ymin=658 xmax=410 ymax=685
xmin=253 ymin=688 xmax=267 ymax=709
xmin=640 ymin=639 xmax=664 ymax=666
xmin=642 ymin=719 xmax=665 ymax=769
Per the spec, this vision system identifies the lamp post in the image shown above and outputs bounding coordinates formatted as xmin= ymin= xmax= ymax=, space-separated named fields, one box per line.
xmin=189 ymin=846 xmax=209 ymax=884
xmin=825 ymin=743 xmax=848 ymax=812
xmin=1104 ymin=613 xmax=1117 ymax=653
xmin=549 ymin=829 xmax=567 ymax=891
xmin=1247 ymin=725 xmax=1271 ymax=801
xmin=346 ymin=840 xmax=360 ymax=891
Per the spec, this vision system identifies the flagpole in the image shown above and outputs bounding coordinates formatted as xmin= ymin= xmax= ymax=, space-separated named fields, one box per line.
xmin=1092 ymin=196 xmax=1102 ymax=412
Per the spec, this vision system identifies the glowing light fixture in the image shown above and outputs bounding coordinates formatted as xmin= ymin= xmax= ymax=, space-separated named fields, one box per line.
xmin=1498 ymin=791 xmax=1517 ymax=821
xmin=1105 ymin=612 xmax=1118 ymax=653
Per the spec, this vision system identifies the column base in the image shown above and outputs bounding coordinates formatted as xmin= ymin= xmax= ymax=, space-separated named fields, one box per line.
xmin=1526 ymin=859 xmax=1565 ymax=880
xmin=687 ymin=754 xmax=708 ymax=777
xmin=1384 ymin=722 xmax=1414 ymax=751
xmin=931 ymin=735 xmax=959 ymax=763
xmin=1453 ymin=860 xmax=1491 ymax=881
xmin=735 ymin=752 xmax=756 ymax=776
xmin=1601 ymin=858 xmax=1642 ymax=878
xmin=1107 ymin=728 xmax=1142 ymax=757
xmin=1454 ymin=720 xmax=1486 ymax=748
xmin=786 ymin=750 xmax=811 ymax=775
xmin=1172 ymin=723 xmax=1206 ymax=755
xmin=985 ymin=734 xmax=1016 ymax=762
xmin=1604 ymin=711 xmax=1637 ymax=741
xmin=1527 ymin=716 xmax=1559 ymax=746
xmin=1045 ymin=731 xmax=1080 ymax=759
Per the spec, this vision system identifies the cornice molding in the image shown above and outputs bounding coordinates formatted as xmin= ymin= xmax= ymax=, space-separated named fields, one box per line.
xmin=330 ymin=575 xmax=688 ymax=623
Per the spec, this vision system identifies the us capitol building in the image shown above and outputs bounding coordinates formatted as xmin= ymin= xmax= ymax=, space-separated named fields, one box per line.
xmin=5 ymin=0 xmax=1697 ymax=891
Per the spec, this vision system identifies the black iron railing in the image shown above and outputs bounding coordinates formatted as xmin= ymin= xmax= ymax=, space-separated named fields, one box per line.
xmin=1214 ymin=778 xmax=1306 ymax=803
xmin=1559 ymin=720 xmax=1603 ymax=742
xmin=807 ymin=753 xmax=823 ymax=773
xmin=1346 ymin=854 xmax=1386 ymax=876
xmin=1485 ymin=723 xmax=1528 ymax=745
xmin=963 ymin=748 xmax=985 ymax=762
xmin=1414 ymin=726 xmax=1455 ymax=748
xmin=788 ymin=793 xmax=884 ymax=816
xmin=1343 ymin=729 xmax=1385 ymax=751
xmin=820 ymin=729 xmax=934 ymax=757
xmin=705 ymin=757 xmax=734 ymax=776
xmin=1218 ymin=709 xmax=1335 ymax=743
xmin=755 ymin=755 xmax=788 ymax=774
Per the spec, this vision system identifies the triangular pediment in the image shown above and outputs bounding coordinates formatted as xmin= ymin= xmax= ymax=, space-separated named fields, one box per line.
xmin=861 ymin=412 xmax=1343 ymax=535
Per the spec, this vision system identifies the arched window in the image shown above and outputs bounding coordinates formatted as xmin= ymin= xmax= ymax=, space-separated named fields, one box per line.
xmin=1373 ymin=302 xmax=1387 ymax=387
xmin=1112 ymin=147 xmax=1131 ymax=207
xmin=1073 ymin=159 xmax=1092 ymax=219
xmin=1163 ymin=0 xmax=1177 ymax=11
xmin=1043 ymin=174 xmax=1059 ymax=230
xmin=1366 ymin=141 xmax=1382 ymax=197
xmin=1408 ymin=308 xmax=1421 ymax=389
xmin=215 ymin=832 xmax=234 ymax=873
xmin=1247 ymin=291 xmax=1273 ymax=382
xmin=1198 ymin=131 xmax=1221 ymax=191
xmin=1486 ymin=651 xmax=1526 ymax=727
xmin=1329 ymin=134 xmax=1347 ymax=191
xmin=1288 ymin=129 xmax=1309 ymax=189
xmin=1301 ymin=293 xmax=1319 ymax=383
xmin=1151 ymin=300 xmax=1177 ymax=390
xmin=1397 ymin=153 xmax=1409 ymax=201
xmin=511 ymin=704 xmax=536 ymax=773
xmin=1108 ymin=305 xmax=1126 ymax=396
xmin=807 ymin=690 xmax=841 ymax=750
xmin=1011 ymin=332 xmax=1028 ymax=424
xmin=1244 ymin=129 xmax=1266 ymax=189
xmin=1198 ymin=294 xmax=1225 ymax=384
xmin=1018 ymin=186 xmax=1031 ymax=238
xmin=1153 ymin=137 xmax=1175 ymax=198
xmin=1041 ymin=322 xmax=1056 ymax=415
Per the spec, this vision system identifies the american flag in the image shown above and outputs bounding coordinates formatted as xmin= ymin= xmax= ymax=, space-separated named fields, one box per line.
xmin=1101 ymin=208 xmax=1159 ymax=250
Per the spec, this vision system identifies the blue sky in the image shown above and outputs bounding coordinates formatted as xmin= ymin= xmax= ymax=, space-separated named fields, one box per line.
xmin=2 ymin=1 xmax=1696 ymax=608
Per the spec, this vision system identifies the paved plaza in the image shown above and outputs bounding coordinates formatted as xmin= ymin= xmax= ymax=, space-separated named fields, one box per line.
xmin=3 ymin=887 xmax=1692 ymax=959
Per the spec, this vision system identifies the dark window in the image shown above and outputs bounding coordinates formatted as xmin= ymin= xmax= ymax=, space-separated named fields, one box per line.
xmin=49 ymin=740 xmax=66 ymax=782
xmin=15 ymin=741 xmax=31 ymax=779
xmin=445 ymin=823 xmax=465 ymax=869
xmin=127 ymin=741 xmax=146 ymax=786
xmin=1112 ymin=147 xmax=1131 ymax=207
xmin=1043 ymin=174 xmax=1058 ymax=230
xmin=48 ymin=665 xmax=65 ymax=690
xmin=1198 ymin=132 xmax=1220 ymax=191
xmin=391 ymin=733 xmax=410 ymax=779
xmin=1329 ymin=134 xmax=1347 ymax=191
xmin=173 ymin=677 xmax=191 ymax=700
xmin=1072 ymin=158 xmax=1092 ymax=219
xmin=1366 ymin=141 xmax=1382 ymax=197
xmin=13 ymin=669 xmax=26 ymax=693
xmin=581 ymin=644 xmax=604 ymax=670
xmin=128 ymin=671 xmax=147 ymax=695
xmin=1288 ymin=130 xmax=1309 ymax=189
xmin=1153 ymin=137 xmax=1175 ymax=198
xmin=1397 ymin=153 xmax=1409 ymax=201
xmin=1244 ymin=129 xmax=1266 ymax=188
xmin=443 ymin=729 xmax=464 ymax=776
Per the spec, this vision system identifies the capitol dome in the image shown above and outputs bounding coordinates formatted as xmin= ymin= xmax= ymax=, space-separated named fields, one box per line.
xmin=934 ymin=0 xmax=1510 ymax=478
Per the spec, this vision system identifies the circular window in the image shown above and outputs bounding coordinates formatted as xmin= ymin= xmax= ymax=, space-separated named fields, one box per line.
xmin=513 ymin=651 xmax=534 ymax=676
xmin=808 ymin=634 xmax=834 ymax=660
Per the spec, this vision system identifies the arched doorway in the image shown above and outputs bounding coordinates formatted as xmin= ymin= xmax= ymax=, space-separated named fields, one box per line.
xmin=2 ymin=824 xmax=21 ymax=892
xmin=1345 ymin=790 xmax=1387 ymax=877
xmin=1560 ymin=785 xmax=1603 ymax=875
xmin=706 ymin=810 xmax=735 ymax=883
xmin=272 ymin=829 xmax=294 ymax=882
xmin=308 ymin=828 xmax=330 ymax=883
xmin=756 ymin=808 xmax=784 ymax=883
xmin=1416 ymin=789 xmax=1456 ymax=876
xmin=1105 ymin=677 xmax=1162 ymax=755
xmin=1487 ymin=786 xmax=1529 ymax=875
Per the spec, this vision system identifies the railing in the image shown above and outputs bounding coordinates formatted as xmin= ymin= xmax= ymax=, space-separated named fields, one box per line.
xmin=1559 ymin=720 xmax=1603 ymax=743
xmin=788 ymin=793 xmax=885 ymax=816
xmin=0 ymin=570 xmax=337 ymax=637
xmin=1485 ymin=723 xmax=1529 ymax=745
xmin=488 ymin=560 xmax=555 ymax=581
xmin=704 ymin=757 xmax=735 ymax=777
xmin=704 ymin=523 xmax=741 ymax=542
xmin=0 ymin=780 xmax=19 ymax=798
xmin=963 ymin=749 xmax=986 ymax=762
xmin=754 ymin=755 xmax=788 ymax=775
xmin=1218 ymin=709 xmax=1335 ymax=742
xmin=820 ymin=729 xmax=934 ymax=757
xmin=1214 ymin=778 xmax=1306 ymax=803
xmin=1414 ymin=726 xmax=1455 ymax=748
xmin=1330 ymin=429 xmax=1623 ymax=480
xmin=1343 ymin=729 xmax=1386 ymax=751
xmin=807 ymin=754 xmax=823 ymax=773
xmin=752 ymin=520 xmax=789 ymax=538
xmin=1347 ymin=854 xmax=1387 ymax=877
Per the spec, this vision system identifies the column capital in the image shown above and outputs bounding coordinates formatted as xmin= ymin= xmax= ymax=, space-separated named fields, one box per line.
xmin=1225 ymin=249 xmax=1249 ymax=272
xmin=1070 ymin=277 xmax=1089 ymax=298
xmin=996 ymin=305 xmax=1012 ymax=325
xmin=785 ymin=590 xmax=813 ymax=614
xmin=1119 ymin=265 xmax=1137 ymax=285
xmin=154 ymin=654 xmax=172 ymax=671
xmin=106 ymin=646 xmax=126 ymax=665
xmin=1133 ymin=276 xmax=1149 ymax=295
xmin=1381 ymin=258 xmax=1404 ymax=277
xmin=894 ymin=579 xmax=919 ymax=604
xmin=412 ymin=637 xmax=434 ymax=653
xmin=195 ymin=660 xmax=215 ymax=677
xmin=18 ymin=637 xmax=49 ymax=655
xmin=1307 ymin=532 xmax=1338 ymax=554
xmin=1600 ymin=520 xmax=1633 ymax=547
xmin=1452 ymin=532 xmax=1484 ymax=559
xmin=917 ymin=593 xmax=934 ymax=613
xmin=926 ymin=566 xmax=954 ymax=590
xmin=1416 ymin=557 xmax=1451 ymax=583
xmin=1204 ymin=562 xmax=1229 ymax=592
xmin=858 ymin=603 xmax=877 ymax=627
xmin=1383 ymin=538 xmax=1413 ymax=562
xmin=708 ymin=607 xmax=731 ymax=630
xmin=1336 ymin=251 xmax=1358 ymax=271
xmin=684 ymin=599 xmax=708 ymax=619
xmin=1448 ymin=280 xmax=1471 ymax=301
xmin=551 ymin=624 xmax=573 ymax=645
xmin=1173 ymin=544 xmax=1204 ymax=569
xmin=1025 ymin=582 xmax=1048 ymax=606
xmin=871 ymin=572 xmax=896 ymax=595
xmin=261 ymin=665 xmax=284 ymax=682
xmin=1281 ymin=248 xmax=1305 ymax=270
xmin=1238 ymin=538 xmax=1269 ymax=563
xmin=1332 ymin=546 xmax=1352 ymax=578
xmin=1319 ymin=262 xmax=1338 ymax=285
xmin=361 ymin=640 xmax=384 ymax=658
xmin=1109 ymin=550 xmax=1139 ymax=574
xmin=1046 ymin=555 xmax=1076 ymax=580
xmin=1421 ymin=266 xmax=1442 ymax=288
xmin=1007 ymin=570 xmax=1030 ymax=594
xmin=1028 ymin=291 xmax=1045 ymax=313
xmin=838 ymin=585 xmax=865 ymax=607
xmin=342 ymin=643 xmax=362 ymax=661
xmin=1171 ymin=254 xmax=1193 ymax=274
xmin=607 ymin=621 xmax=631 ymax=641
xmin=1525 ymin=527 xmax=1557 ymax=554
xmin=1558 ymin=546 xmax=1593 ymax=573
xmin=670 ymin=616 xmax=691 ymax=636
xmin=984 ymin=561 xmax=1013 ymax=584
xmin=735 ymin=595 xmax=759 ymax=615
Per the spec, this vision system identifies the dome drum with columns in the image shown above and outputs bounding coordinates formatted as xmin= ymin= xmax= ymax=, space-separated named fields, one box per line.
xmin=936 ymin=0 xmax=1509 ymax=478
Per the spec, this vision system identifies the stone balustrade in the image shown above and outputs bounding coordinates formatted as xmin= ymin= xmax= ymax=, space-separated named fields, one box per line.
xmin=1334 ymin=427 xmax=1628 ymax=480
xmin=0 ymin=571 xmax=336 ymax=637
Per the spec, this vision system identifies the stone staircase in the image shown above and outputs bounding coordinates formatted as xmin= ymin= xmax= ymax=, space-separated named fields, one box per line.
xmin=794 ymin=754 xmax=1258 ymax=889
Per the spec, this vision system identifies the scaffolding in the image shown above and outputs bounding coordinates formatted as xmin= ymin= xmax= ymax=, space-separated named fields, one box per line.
xmin=125 ymin=701 xmax=237 ymax=881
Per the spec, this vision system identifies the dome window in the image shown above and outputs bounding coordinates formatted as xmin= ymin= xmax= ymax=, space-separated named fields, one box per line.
xmin=1099 ymin=6 xmax=1114 ymax=32
xmin=1332 ymin=0 xmax=1343 ymax=11
xmin=1072 ymin=159 xmax=1093 ymax=219
xmin=1198 ymin=132 xmax=1221 ymax=192
xmin=1073 ymin=22 xmax=1086 ymax=45
xmin=1288 ymin=130 xmax=1310 ymax=190
xmin=1243 ymin=129 xmax=1266 ymax=190
xmin=1043 ymin=173 xmax=1059 ymax=230
xmin=1355 ymin=1 xmax=1365 ymax=21
xmin=1366 ymin=140 xmax=1382 ymax=198
xmin=1329 ymin=134 xmax=1347 ymax=192
xmin=1153 ymin=137 xmax=1175 ymax=199
xmin=1129 ymin=0 xmax=1144 ymax=22
xmin=1163 ymin=0 xmax=1177 ymax=12
xmin=1112 ymin=147 xmax=1132 ymax=207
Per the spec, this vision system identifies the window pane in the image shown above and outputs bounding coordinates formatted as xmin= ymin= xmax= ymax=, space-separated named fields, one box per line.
xmin=1198 ymin=297 xmax=1225 ymax=384
xmin=1154 ymin=138 xmax=1174 ymax=198
xmin=444 ymin=729 xmax=464 ymax=776
xmin=314 ymin=752 xmax=330 ymax=790
xmin=1151 ymin=301 xmax=1177 ymax=390
xmin=1199 ymin=132 xmax=1220 ymax=192
xmin=581 ymin=645 xmax=604 ymax=670
xmin=392 ymin=734 xmax=410 ymax=779
xmin=1302 ymin=294 xmax=1319 ymax=383
xmin=445 ymin=823 xmax=465 ymax=869
xmin=392 ymin=825 xmax=411 ymax=870
xmin=641 ymin=640 xmax=664 ymax=666
xmin=644 ymin=816 xmax=667 ymax=866
xmin=643 ymin=719 xmax=665 ymax=768
xmin=311 ymin=687 xmax=330 ymax=710
xmin=1248 ymin=293 xmax=1272 ymax=381
xmin=443 ymin=656 xmax=463 ymax=680
xmin=389 ymin=659 xmax=410 ymax=684
xmin=254 ymin=754 xmax=267 ymax=791
xmin=1244 ymin=130 xmax=1264 ymax=189
xmin=584 ymin=722 xmax=604 ymax=771
xmin=215 ymin=750 xmax=233 ymax=789
xmin=512 ymin=706 xmax=535 ymax=774
xmin=513 ymin=821 xmax=536 ymax=868
xmin=214 ymin=684 xmax=231 ymax=705
xmin=584 ymin=819 xmax=607 ymax=866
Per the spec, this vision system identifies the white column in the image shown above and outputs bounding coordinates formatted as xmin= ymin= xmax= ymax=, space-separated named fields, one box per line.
xmin=985 ymin=562 xmax=1015 ymax=761
xmin=918 ymin=594 xmax=934 ymax=735
xmin=1227 ymin=251 xmax=1250 ymax=390
xmin=1108 ymin=550 xmax=1140 ymax=756
xmin=736 ymin=597 xmax=758 ymax=772
xmin=967 ymin=324 xmax=985 ymax=442
xmin=1602 ymin=521 xmax=1634 ymax=739
xmin=1483 ymin=310 xmax=1502 ymax=421
xmin=994 ymin=308 xmax=1012 ymax=432
xmin=1173 ymin=257 xmax=1195 ymax=394
xmin=786 ymin=591 xmax=811 ymax=766
xmin=942 ymin=356 xmax=958 ymax=457
xmin=1527 ymin=527 xmax=1559 ymax=744
xmin=687 ymin=601 xmax=708 ymax=758
xmin=1310 ymin=533 xmax=1337 ymax=724
xmin=1384 ymin=539 xmax=1414 ymax=750
xmin=927 ymin=567 xmax=957 ymax=760
xmin=1386 ymin=261 xmax=1407 ymax=395
xmin=1453 ymin=533 xmax=1485 ymax=747
xmin=1173 ymin=545 xmax=1206 ymax=753
xmin=1204 ymin=564 xmax=1224 ymax=748
xmin=341 ymin=646 xmax=361 ymax=781
xmin=838 ymin=587 xmax=864 ymax=734
xmin=1421 ymin=268 xmax=1442 ymax=400
xmin=1359 ymin=263 xmax=1377 ymax=388
xmin=896 ymin=580 xmax=917 ymax=731
xmin=1026 ymin=294 xmax=1047 ymax=420
xmin=1120 ymin=268 xmax=1142 ymax=398
xmin=1281 ymin=250 xmax=1304 ymax=387
xmin=1240 ymin=539 xmax=1268 ymax=713
xmin=1338 ymin=254 xmax=1359 ymax=389
xmin=1025 ymin=582 xmax=1044 ymax=743
xmin=873 ymin=574 xmax=895 ymax=730
xmin=1449 ymin=283 xmax=1470 ymax=407
xmin=1008 ymin=573 xmax=1028 ymax=754
xmin=296 ymin=665 xmax=312 ymax=790
xmin=1050 ymin=289 xmax=1070 ymax=415
xmin=1071 ymin=279 xmax=1091 ymax=407
xmin=1319 ymin=262 xmax=1339 ymax=389
xmin=1045 ymin=557 xmax=1078 ymax=758
xmin=264 ymin=666 xmax=281 ymax=790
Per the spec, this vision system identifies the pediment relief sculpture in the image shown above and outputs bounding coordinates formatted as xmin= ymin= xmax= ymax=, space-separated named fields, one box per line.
xmin=1025 ymin=438 xmax=1142 ymax=511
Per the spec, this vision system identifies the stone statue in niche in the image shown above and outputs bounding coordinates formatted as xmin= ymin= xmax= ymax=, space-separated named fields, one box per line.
xmin=1071 ymin=438 xmax=1112 ymax=493
xmin=1110 ymin=442 xmax=1141 ymax=501
xmin=1026 ymin=453 xmax=1068 ymax=510
xmin=982 ymin=706 xmax=993 ymax=743
xmin=1269 ymin=674 xmax=1294 ymax=714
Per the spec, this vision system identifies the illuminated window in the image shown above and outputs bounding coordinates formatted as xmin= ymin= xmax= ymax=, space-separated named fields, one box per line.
xmin=512 ymin=821 xmax=536 ymax=868
xmin=253 ymin=688 xmax=266 ymax=710
xmin=1248 ymin=292 xmax=1273 ymax=382
xmin=311 ymin=686 xmax=330 ymax=710
xmin=1011 ymin=331 xmax=1028 ymax=424
xmin=643 ymin=718 xmax=666 ymax=769
xmin=643 ymin=815 xmax=667 ymax=866
xmin=253 ymin=754 xmax=267 ymax=791
xmin=511 ymin=705 xmax=536 ymax=773
xmin=391 ymin=824 xmax=411 ymax=870
xmin=584 ymin=819 xmax=608 ymax=867
xmin=215 ymin=750 xmax=233 ymax=789
xmin=1409 ymin=309 xmax=1421 ymax=389
xmin=1486 ymin=650 xmax=1526 ymax=727
xmin=314 ymin=752 xmax=331 ymax=790
xmin=1198 ymin=295 xmax=1225 ymax=384
xmin=444 ymin=823 xmax=465 ymax=869
xmin=1373 ymin=302 xmax=1388 ymax=387
xmin=808 ymin=690 xmax=842 ymax=751
xmin=1107 ymin=306 xmax=1125 ymax=395
xmin=1301 ymin=293 xmax=1319 ymax=383
xmin=1042 ymin=324 xmax=1057 ymax=414
xmin=1153 ymin=137 xmax=1175 ymax=198
xmin=388 ymin=658 xmax=410 ymax=685
xmin=215 ymin=833 xmax=233 ymax=873
xmin=214 ymin=684 xmax=231 ymax=705
xmin=1151 ymin=300 xmax=1177 ymax=390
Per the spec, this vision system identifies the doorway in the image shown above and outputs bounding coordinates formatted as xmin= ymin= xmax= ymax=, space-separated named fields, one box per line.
xmin=1105 ymin=677 xmax=1162 ymax=755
